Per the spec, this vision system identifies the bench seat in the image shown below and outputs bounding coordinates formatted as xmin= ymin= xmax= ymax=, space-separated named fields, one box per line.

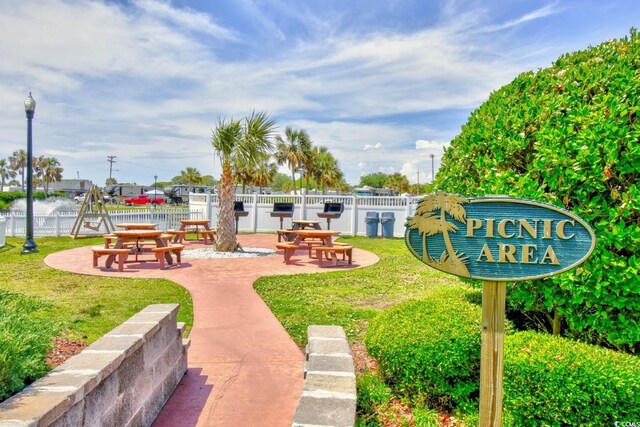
xmin=275 ymin=242 xmax=300 ymax=264
xmin=92 ymin=246 xmax=130 ymax=272
xmin=314 ymin=246 xmax=353 ymax=267
xmin=151 ymin=244 xmax=185 ymax=268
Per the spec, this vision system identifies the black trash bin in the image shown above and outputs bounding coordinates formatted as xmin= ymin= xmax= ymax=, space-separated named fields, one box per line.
xmin=381 ymin=212 xmax=395 ymax=238
xmin=365 ymin=212 xmax=380 ymax=237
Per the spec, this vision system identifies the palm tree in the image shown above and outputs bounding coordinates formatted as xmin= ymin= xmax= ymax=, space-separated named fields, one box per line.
xmin=0 ymin=159 xmax=16 ymax=191
xmin=384 ymin=173 xmax=410 ymax=193
xmin=9 ymin=149 xmax=26 ymax=191
xmin=233 ymin=158 xmax=255 ymax=194
xmin=41 ymin=157 xmax=63 ymax=195
xmin=312 ymin=147 xmax=344 ymax=194
xmin=252 ymin=160 xmax=278 ymax=194
xmin=212 ymin=111 xmax=276 ymax=252
xmin=274 ymin=127 xmax=309 ymax=195
xmin=180 ymin=167 xmax=203 ymax=193
xmin=406 ymin=192 xmax=470 ymax=277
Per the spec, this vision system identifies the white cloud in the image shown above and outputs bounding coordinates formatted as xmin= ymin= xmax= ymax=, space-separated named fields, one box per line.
xmin=363 ymin=143 xmax=383 ymax=151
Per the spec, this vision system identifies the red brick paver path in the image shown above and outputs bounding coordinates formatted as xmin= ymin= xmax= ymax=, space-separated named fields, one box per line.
xmin=44 ymin=234 xmax=379 ymax=427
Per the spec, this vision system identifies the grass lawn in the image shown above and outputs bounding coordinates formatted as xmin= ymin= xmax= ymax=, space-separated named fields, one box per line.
xmin=0 ymin=237 xmax=193 ymax=343
xmin=255 ymin=236 xmax=472 ymax=345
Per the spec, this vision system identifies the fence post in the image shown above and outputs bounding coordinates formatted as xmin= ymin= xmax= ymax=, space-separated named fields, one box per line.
xmin=301 ymin=194 xmax=307 ymax=220
xmin=10 ymin=212 xmax=15 ymax=237
xmin=351 ymin=195 xmax=357 ymax=236
xmin=54 ymin=212 xmax=60 ymax=237
xmin=252 ymin=193 xmax=258 ymax=233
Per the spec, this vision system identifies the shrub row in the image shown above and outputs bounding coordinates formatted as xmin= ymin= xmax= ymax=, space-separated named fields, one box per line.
xmin=0 ymin=290 xmax=58 ymax=401
xmin=365 ymin=298 xmax=640 ymax=425
xmin=364 ymin=287 xmax=482 ymax=411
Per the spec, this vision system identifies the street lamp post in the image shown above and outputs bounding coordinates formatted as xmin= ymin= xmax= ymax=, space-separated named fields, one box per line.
xmin=21 ymin=92 xmax=38 ymax=254
xmin=154 ymin=175 xmax=158 ymax=192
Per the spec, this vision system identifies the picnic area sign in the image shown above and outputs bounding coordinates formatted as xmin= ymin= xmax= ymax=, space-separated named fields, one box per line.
xmin=405 ymin=192 xmax=595 ymax=427
xmin=405 ymin=193 xmax=595 ymax=281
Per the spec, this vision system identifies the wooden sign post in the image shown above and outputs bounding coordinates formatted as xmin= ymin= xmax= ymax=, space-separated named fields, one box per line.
xmin=405 ymin=193 xmax=595 ymax=427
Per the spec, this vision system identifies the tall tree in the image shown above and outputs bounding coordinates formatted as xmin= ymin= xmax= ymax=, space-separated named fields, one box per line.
xmin=212 ymin=111 xmax=276 ymax=251
xmin=359 ymin=172 xmax=388 ymax=188
xmin=179 ymin=167 xmax=203 ymax=193
xmin=9 ymin=149 xmax=26 ymax=191
xmin=0 ymin=159 xmax=16 ymax=191
xmin=311 ymin=147 xmax=343 ymax=194
xmin=41 ymin=157 xmax=63 ymax=195
xmin=384 ymin=173 xmax=410 ymax=193
xmin=274 ymin=127 xmax=309 ymax=195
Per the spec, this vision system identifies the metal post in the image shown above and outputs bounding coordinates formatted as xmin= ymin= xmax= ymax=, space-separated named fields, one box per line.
xmin=21 ymin=93 xmax=38 ymax=254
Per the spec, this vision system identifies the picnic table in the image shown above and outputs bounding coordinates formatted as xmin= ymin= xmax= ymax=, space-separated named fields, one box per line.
xmin=292 ymin=220 xmax=321 ymax=230
xmin=115 ymin=223 xmax=158 ymax=230
xmin=286 ymin=229 xmax=352 ymax=267
xmin=105 ymin=230 xmax=173 ymax=268
xmin=178 ymin=219 xmax=216 ymax=245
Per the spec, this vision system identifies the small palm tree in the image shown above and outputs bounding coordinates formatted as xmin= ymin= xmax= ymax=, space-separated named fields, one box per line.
xmin=180 ymin=167 xmax=203 ymax=193
xmin=9 ymin=149 xmax=26 ymax=191
xmin=41 ymin=157 xmax=63 ymax=195
xmin=253 ymin=160 xmax=278 ymax=194
xmin=274 ymin=127 xmax=309 ymax=195
xmin=0 ymin=159 xmax=16 ymax=191
xmin=212 ymin=111 xmax=276 ymax=251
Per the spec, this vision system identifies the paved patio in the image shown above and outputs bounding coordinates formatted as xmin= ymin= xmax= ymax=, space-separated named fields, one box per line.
xmin=44 ymin=233 xmax=379 ymax=426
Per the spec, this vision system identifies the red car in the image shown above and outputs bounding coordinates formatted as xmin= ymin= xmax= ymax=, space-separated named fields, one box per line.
xmin=123 ymin=194 xmax=164 ymax=206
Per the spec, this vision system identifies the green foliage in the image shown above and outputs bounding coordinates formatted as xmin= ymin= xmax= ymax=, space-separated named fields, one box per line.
xmin=357 ymin=372 xmax=393 ymax=424
xmin=364 ymin=287 xmax=482 ymax=410
xmin=434 ymin=30 xmax=640 ymax=350
xmin=503 ymin=331 xmax=640 ymax=426
xmin=0 ymin=290 xmax=58 ymax=401
xmin=359 ymin=172 xmax=389 ymax=188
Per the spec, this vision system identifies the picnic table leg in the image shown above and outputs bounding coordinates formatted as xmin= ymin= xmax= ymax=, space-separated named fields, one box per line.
xmin=156 ymin=238 xmax=173 ymax=265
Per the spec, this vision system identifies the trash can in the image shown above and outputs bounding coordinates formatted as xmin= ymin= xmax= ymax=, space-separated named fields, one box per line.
xmin=365 ymin=212 xmax=380 ymax=237
xmin=381 ymin=212 xmax=395 ymax=238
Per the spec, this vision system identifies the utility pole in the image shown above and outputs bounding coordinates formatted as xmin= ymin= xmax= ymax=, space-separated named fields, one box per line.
xmin=417 ymin=171 xmax=420 ymax=186
xmin=107 ymin=156 xmax=117 ymax=180
xmin=430 ymin=154 xmax=435 ymax=182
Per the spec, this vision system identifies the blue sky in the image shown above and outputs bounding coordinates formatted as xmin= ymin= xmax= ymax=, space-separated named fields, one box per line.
xmin=0 ymin=0 xmax=638 ymax=187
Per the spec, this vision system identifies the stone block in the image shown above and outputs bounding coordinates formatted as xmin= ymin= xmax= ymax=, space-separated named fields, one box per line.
xmin=54 ymin=351 xmax=125 ymax=387
xmin=116 ymin=345 xmax=145 ymax=395
xmin=307 ymin=354 xmax=355 ymax=374
xmin=293 ymin=395 xmax=356 ymax=427
xmin=82 ymin=372 xmax=119 ymax=424
xmin=303 ymin=373 xmax=356 ymax=396
xmin=142 ymin=322 xmax=178 ymax=367
xmin=105 ymin=322 xmax=160 ymax=342
xmin=308 ymin=338 xmax=352 ymax=356
xmin=308 ymin=325 xmax=347 ymax=339
xmin=87 ymin=335 xmax=143 ymax=360
xmin=50 ymin=400 xmax=84 ymax=427
xmin=0 ymin=386 xmax=75 ymax=426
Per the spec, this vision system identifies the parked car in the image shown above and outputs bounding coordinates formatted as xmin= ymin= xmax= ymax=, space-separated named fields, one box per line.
xmin=123 ymin=194 xmax=164 ymax=206
xmin=74 ymin=193 xmax=111 ymax=204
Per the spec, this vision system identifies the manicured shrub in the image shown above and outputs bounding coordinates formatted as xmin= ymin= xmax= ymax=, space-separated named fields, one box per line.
xmin=0 ymin=290 xmax=58 ymax=401
xmin=503 ymin=331 xmax=640 ymax=426
xmin=434 ymin=30 xmax=640 ymax=351
xmin=364 ymin=287 xmax=481 ymax=410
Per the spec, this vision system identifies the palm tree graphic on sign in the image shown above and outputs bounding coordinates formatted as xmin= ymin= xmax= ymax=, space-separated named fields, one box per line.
xmin=406 ymin=192 xmax=470 ymax=277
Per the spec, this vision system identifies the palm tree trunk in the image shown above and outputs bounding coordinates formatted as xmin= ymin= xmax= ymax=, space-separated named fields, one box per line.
xmin=441 ymin=207 xmax=457 ymax=260
xmin=216 ymin=163 xmax=238 ymax=252
xmin=422 ymin=232 xmax=429 ymax=262
xmin=290 ymin=168 xmax=297 ymax=195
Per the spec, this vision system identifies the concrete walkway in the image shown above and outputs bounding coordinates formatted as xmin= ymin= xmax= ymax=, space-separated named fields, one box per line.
xmin=44 ymin=234 xmax=379 ymax=426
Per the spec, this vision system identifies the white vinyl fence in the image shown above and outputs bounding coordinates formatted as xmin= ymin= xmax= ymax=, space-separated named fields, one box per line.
xmin=1 ymin=194 xmax=423 ymax=239
xmin=0 ymin=208 xmax=198 ymax=238
xmin=191 ymin=193 xmax=422 ymax=238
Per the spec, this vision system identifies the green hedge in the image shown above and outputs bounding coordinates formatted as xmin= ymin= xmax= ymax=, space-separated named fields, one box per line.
xmin=364 ymin=287 xmax=481 ymax=410
xmin=504 ymin=331 xmax=640 ymax=426
xmin=0 ymin=290 xmax=58 ymax=401
xmin=434 ymin=30 xmax=640 ymax=351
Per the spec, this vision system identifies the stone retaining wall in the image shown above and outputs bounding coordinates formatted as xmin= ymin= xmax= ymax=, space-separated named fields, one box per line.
xmin=292 ymin=325 xmax=356 ymax=427
xmin=0 ymin=304 xmax=189 ymax=426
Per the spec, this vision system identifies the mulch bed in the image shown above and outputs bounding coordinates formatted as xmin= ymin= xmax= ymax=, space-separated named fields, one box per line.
xmin=46 ymin=337 xmax=88 ymax=367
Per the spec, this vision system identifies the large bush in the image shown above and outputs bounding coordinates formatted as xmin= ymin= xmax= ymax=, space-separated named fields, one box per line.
xmin=434 ymin=30 xmax=640 ymax=351
xmin=0 ymin=290 xmax=58 ymax=401
xmin=364 ymin=287 xmax=481 ymax=410
xmin=503 ymin=331 xmax=640 ymax=426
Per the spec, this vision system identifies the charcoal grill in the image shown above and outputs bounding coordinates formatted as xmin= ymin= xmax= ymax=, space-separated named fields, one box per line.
xmin=234 ymin=201 xmax=249 ymax=234
xmin=269 ymin=202 xmax=295 ymax=229
xmin=317 ymin=202 xmax=344 ymax=229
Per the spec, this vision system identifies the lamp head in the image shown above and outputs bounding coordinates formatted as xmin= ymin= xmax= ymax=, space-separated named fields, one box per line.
xmin=24 ymin=92 xmax=36 ymax=114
